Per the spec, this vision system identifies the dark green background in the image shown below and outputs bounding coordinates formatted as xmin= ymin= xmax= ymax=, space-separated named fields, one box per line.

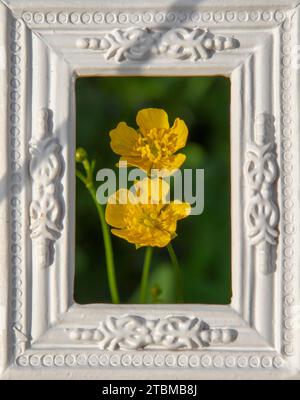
xmin=75 ymin=76 xmax=231 ymax=304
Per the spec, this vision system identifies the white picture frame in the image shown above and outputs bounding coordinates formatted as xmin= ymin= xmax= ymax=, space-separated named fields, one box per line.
xmin=0 ymin=0 xmax=299 ymax=379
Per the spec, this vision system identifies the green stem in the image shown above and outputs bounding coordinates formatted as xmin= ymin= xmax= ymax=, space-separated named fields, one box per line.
xmin=139 ymin=247 xmax=153 ymax=304
xmin=167 ymin=243 xmax=184 ymax=303
xmin=76 ymin=169 xmax=120 ymax=304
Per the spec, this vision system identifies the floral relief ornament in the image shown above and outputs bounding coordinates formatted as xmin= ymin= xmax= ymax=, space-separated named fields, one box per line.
xmin=245 ymin=113 xmax=279 ymax=274
xmin=76 ymin=27 xmax=238 ymax=63
xmin=68 ymin=315 xmax=238 ymax=351
xmin=29 ymin=109 xmax=63 ymax=268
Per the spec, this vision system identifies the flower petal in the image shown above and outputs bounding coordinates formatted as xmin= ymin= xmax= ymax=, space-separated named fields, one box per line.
xmin=167 ymin=201 xmax=191 ymax=220
xmin=133 ymin=177 xmax=170 ymax=204
xmin=159 ymin=201 xmax=191 ymax=233
xmin=136 ymin=108 xmax=169 ymax=131
xmin=105 ymin=189 xmax=137 ymax=228
xmin=119 ymin=156 xmax=153 ymax=174
xmin=170 ymin=118 xmax=189 ymax=151
xmin=109 ymin=122 xmax=140 ymax=156
xmin=111 ymin=227 xmax=171 ymax=248
xmin=156 ymin=153 xmax=186 ymax=172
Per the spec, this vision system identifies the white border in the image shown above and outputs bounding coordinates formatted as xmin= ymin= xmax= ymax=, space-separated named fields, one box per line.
xmin=0 ymin=0 xmax=299 ymax=379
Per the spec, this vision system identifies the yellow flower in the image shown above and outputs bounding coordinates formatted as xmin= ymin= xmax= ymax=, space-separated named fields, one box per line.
xmin=105 ymin=178 xmax=191 ymax=248
xmin=109 ymin=108 xmax=188 ymax=175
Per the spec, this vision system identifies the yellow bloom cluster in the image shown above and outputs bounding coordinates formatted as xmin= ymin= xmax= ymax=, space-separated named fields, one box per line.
xmin=109 ymin=108 xmax=188 ymax=174
xmin=105 ymin=178 xmax=191 ymax=248
xmin=106 ymin=108 xmax=190 ymax=248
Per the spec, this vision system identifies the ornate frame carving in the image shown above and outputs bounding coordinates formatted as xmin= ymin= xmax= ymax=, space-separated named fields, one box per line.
xmin=0 ymin=0 xmax=299 ymax=379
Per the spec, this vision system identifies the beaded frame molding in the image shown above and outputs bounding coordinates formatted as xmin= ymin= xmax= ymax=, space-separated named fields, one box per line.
xmin=0 ymin=0 xmax=300 ymax=380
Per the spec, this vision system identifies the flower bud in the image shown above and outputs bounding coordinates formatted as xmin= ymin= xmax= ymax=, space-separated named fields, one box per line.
xmin=76 ymin=147 xmax=88 ymax=163
xmin=151 ymin=284 xmax=162 ymax=298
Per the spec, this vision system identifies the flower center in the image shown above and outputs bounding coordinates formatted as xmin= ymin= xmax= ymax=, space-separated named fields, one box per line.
xmin=123 ymin=204 xmax=162 ymax=232
xmin=134 ymin=128 xmax=177 ymax=164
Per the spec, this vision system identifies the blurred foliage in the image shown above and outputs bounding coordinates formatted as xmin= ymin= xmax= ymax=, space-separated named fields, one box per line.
xmin=75 ymin=76 xmax=231 ymax=304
